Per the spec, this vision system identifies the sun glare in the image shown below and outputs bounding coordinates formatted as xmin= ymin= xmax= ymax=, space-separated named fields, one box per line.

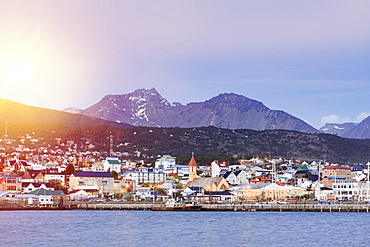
xmin=3 ymin=58 xmax=34 ymax=84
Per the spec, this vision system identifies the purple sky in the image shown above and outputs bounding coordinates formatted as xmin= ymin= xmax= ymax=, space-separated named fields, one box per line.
xmin=0 ymin=1 xmax=370 ymax=129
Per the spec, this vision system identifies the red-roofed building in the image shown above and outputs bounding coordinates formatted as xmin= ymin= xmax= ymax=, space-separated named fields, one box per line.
xmin=188 ymin=154 xmax=198 ymax=182
xmin=322 ymin=166 xmax=352 ymax=178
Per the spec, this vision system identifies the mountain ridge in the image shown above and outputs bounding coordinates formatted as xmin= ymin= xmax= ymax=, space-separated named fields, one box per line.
xmin=0 ymin=98 xmax=133 ymax=128
xmin=80 ymin=88 xmax=318 ymax=133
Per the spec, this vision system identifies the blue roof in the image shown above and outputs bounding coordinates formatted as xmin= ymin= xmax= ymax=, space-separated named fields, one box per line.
xmin=175 ymin=165 xmax=188 ymax=168
xmin=132 ymin=171 xmax=165 ymax=174
xmin=73 ymin=171 xmax=114 ymax=178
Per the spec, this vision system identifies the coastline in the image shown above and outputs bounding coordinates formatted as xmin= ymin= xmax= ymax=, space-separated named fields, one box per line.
xmin=2 ymin=203 xmax=370 ymax=212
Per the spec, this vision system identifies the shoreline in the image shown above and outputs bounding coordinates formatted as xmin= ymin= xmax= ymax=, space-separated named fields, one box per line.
xmin=2 ymin=203 xmax=370 ymax=212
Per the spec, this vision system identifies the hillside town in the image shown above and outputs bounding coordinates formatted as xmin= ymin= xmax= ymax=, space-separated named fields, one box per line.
xmin=1 ymin=132 xmax=370 ymax=207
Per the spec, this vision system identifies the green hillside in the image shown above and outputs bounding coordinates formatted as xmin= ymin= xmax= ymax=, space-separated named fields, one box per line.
xmin=1 ymin=122 xmax=370 ymax=165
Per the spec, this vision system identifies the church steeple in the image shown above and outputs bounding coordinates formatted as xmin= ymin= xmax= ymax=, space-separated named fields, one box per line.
xmin=188 ymin=153 xmax=198 ymax=182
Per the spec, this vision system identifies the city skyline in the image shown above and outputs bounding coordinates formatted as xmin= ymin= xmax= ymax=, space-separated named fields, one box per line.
xmin=0 ymin=1 xmax=369 ymax=129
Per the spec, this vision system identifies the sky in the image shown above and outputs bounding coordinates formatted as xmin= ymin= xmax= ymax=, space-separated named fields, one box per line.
xmin=0 ymin=1 xmax=369 ymax=129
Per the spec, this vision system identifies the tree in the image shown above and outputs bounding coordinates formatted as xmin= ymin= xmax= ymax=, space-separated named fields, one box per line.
xmin=64 ymin=163 xmax=75 ymax=175
xmin=110 ymin=170 xmax=119 ymax=180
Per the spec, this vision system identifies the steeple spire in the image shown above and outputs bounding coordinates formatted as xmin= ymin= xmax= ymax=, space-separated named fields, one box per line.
xmin=188 ymin=153 xmax=197 ymax=182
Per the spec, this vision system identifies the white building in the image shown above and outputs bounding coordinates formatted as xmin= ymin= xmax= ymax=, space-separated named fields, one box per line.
xmin=333 ymin=179 xmax=360 ymax=200
xmin=211 ymin=160 xmax=228 ymax=177
xmin=129 ymin=168 xmax=166 ymax=185
xmin=155 ymin=155 xmax=176 ymax=170
xmin=69 ymin=171 xmax=115 ymax=195
xmin=103 ymin=157 xmax=122 ymax=173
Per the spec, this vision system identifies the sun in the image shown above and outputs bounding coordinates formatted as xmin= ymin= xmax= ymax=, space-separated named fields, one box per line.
xmin=3 ymin=58 xmax=34 ymax=84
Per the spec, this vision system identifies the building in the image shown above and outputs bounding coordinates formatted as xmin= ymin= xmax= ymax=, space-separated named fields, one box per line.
xmin=188 ymin=155 xmax=198 ymax=182
xmin=236 ymin=183 xmax=305 ymax=201
xmin=22 ymin=170 xmax=44 ymax=183
xmin=293 ymin=167 xmax=318 ymax=187
xmin=22 ymin=182 xmax=55 ymax=193
xmin=322 ymin=165 xmax=352 ymax=178
xmin=186 ymin=177 xmax=230 ymax=192
xmin=0 ymin=172 xmax=22 ymax=192
xmin=128 ymin=168 xmax=166 ymax=185
xmin=211 ymin=160 xmax=228 ymax=177
xmin=69 ymin=171 xmax=115 ymax=195
xmin=155 ymin=155 xmax=176 ymax=172
xmin=42 ymin=169 xmax=65 ymax=185
xmin=103 ymin=157 xmax=122 ymax=173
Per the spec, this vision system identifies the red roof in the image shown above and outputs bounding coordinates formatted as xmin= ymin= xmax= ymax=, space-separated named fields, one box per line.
xmin=188 ymin=156 xmax=197 ymax=167
xmin=322 ymin=166 xmax=350 ymax=170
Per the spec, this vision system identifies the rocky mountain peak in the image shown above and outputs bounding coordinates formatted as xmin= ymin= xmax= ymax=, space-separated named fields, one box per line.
xmin=80 ymin=88 xmax=318 ymax=133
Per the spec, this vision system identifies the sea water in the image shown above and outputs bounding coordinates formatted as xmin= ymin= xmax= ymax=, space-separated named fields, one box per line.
xmin=0 ymin=210 xmax=367 ymax=247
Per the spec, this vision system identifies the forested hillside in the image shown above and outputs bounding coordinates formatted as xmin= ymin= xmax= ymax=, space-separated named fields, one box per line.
xmin=1 ymin=123 xmax=370 ymax=164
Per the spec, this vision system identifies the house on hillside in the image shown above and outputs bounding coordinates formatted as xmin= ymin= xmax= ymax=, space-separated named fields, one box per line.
xmin=22 ymin=170 xmax=44 ymax=183
xmin=8 ymin=160 xmax=31 ymax=172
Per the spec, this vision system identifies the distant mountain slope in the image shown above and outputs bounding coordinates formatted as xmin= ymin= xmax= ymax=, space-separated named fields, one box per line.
xmin=81 ymin=88 xmax=318 ymax=133
xmin=0 ymin=98 xmax=132 ymax=128
xmin=341 ymin=117 xmax=370 ymax=139
xmin=319 ymin=123 xmax=357 ymax=136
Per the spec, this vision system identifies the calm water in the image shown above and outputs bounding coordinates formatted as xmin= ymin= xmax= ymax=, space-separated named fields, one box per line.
xmin=0 ymin=210 xmax=368 ymax=246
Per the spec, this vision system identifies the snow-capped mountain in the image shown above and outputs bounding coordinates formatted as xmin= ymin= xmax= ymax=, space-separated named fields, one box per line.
xmin=63 ymin=107 xmax=83 ymax=114
xmin=80 ymin=88 xmax=318 ymax=133
xmin=340 ymin=117 xmax=370 ymax=139
xmin=319 ymin=123 xmax=357 ymax=136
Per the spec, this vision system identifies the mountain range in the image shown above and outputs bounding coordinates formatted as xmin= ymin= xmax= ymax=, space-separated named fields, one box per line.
xmin=76 ymin=88 xmax=317 ymax=133
xmin=1 ymin=88 xmax=369 ymax=139
xmin=64 ymin=87 xmax=370 ymax=139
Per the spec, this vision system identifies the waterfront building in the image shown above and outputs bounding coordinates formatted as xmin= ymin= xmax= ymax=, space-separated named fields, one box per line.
xmin=332 ymin=179 xmax=359 ymax=200
xmin=236 ymin=183 xmax=305 ymax=201
xmin=186 ymin=177 xmax=230 ymax=192
xmin=69 ymin=171 xmax=115 ymax=196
